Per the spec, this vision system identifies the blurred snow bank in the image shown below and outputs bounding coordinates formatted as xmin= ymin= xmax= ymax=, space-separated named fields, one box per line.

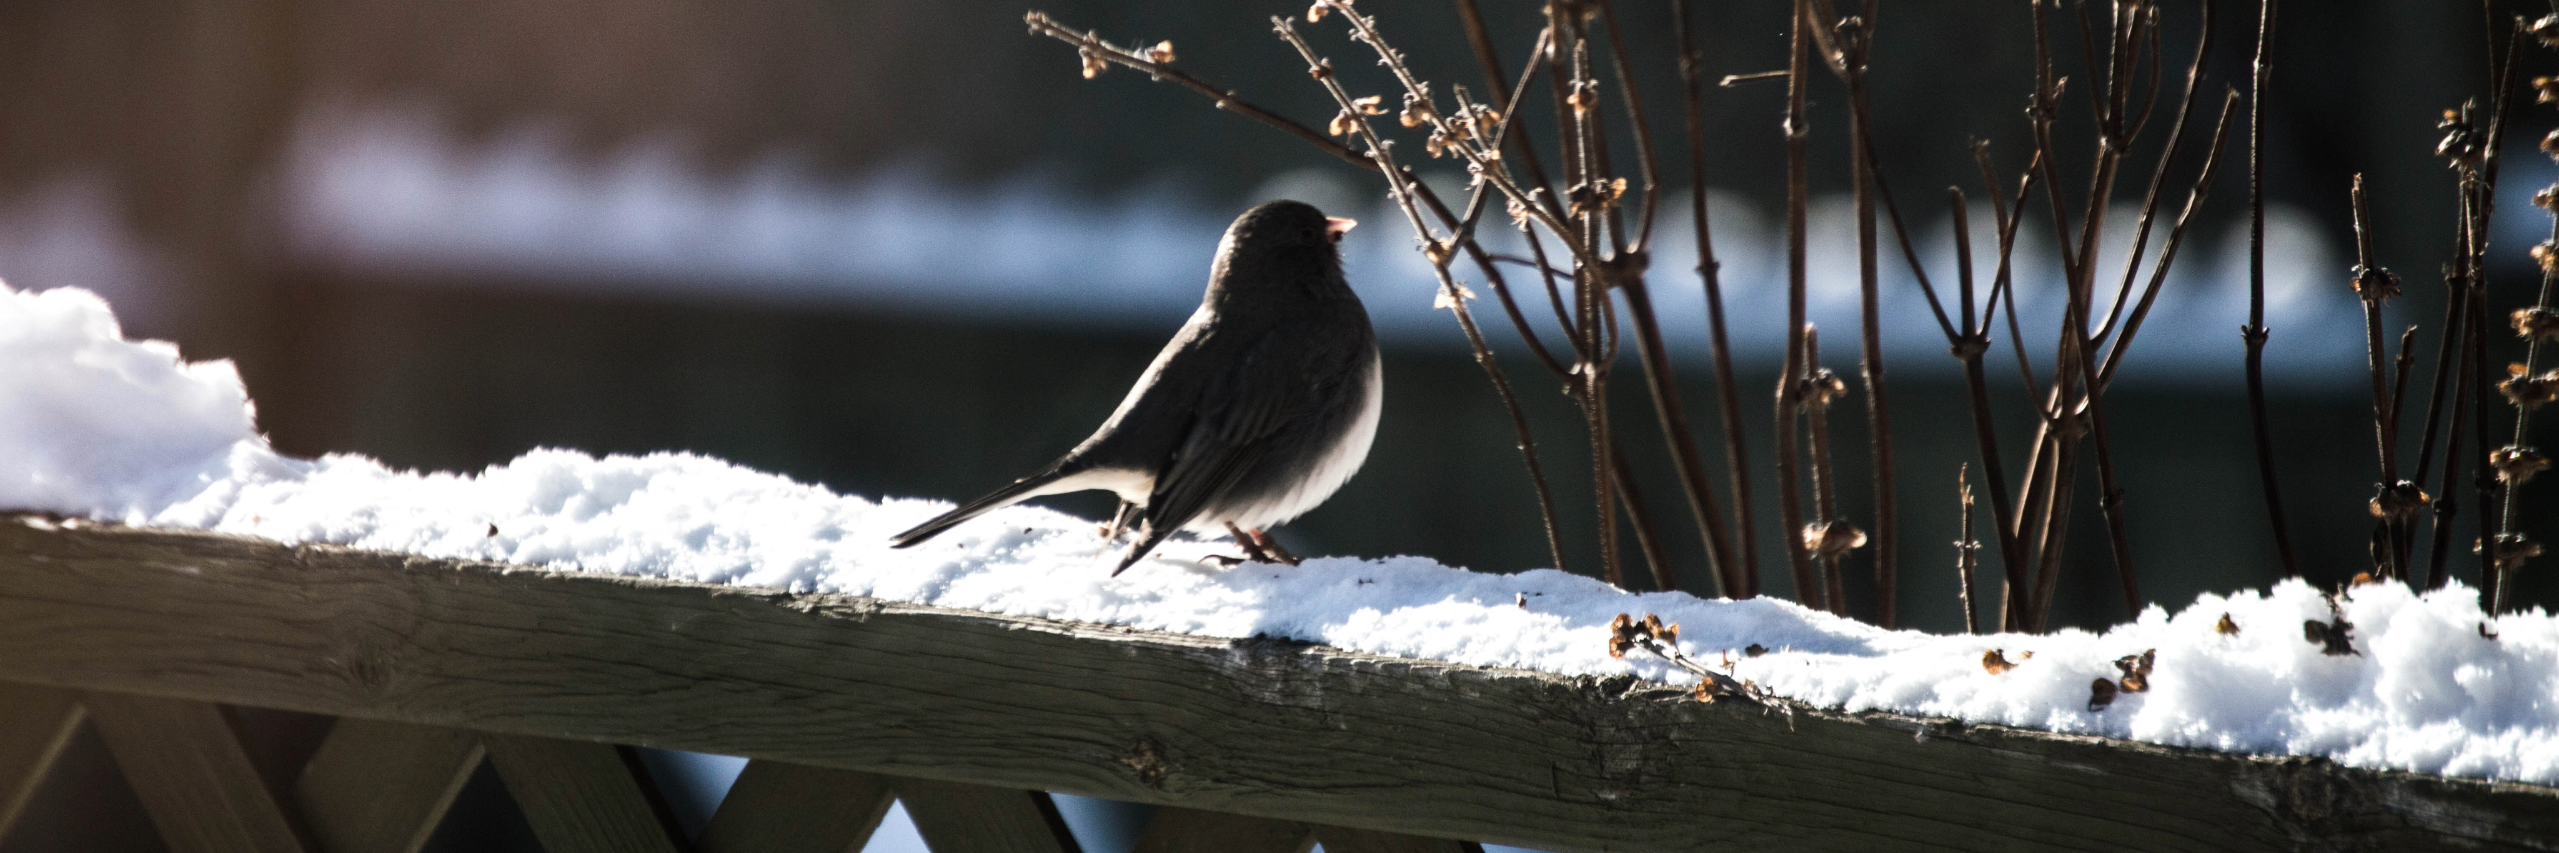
xmin=281 ymin=104 xmax=2363 ymax=384
xmin=5 ymin=282 xmax=2552 ymax=785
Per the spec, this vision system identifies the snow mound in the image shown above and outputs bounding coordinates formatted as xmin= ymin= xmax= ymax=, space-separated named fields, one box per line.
xmin=8 ymin=283 xmax=2557 ymax=786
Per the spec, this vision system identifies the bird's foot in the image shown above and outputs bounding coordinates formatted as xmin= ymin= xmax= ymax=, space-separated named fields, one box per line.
xmin=1098 ymin=501 xmax=1140 ymax=542
xmin=1225 ymin=523 xmax=1303 ymax=566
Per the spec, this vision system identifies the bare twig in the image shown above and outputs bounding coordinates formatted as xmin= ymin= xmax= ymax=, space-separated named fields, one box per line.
xmin=2351 ymin=174 xmax=2421 ymax=579
xmin=2094 ymin=0 xmax=2217 ymax=349
xmin=1675 ymin=0 xmax=1762 ymax=599
xmin=2243 ymin=0 xmax=2300 ymax=577
xmin=1957 ymin=464 xmax=1982 ymax=635
xmin=1802 ymin=324 xmax=1859 ymax=615
xmin=1775 ymin=0 xmax=1822 ymax=606
xmin=1966 ymin=146 xmax=2044 ymax=631
xmin=2098 ymin=91 xmax=2246 ymax=387
xmin=1829 ymin=4 xmax=1901 ymax=627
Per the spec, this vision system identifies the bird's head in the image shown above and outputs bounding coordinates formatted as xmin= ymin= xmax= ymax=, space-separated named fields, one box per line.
xmin=1210 ymin=200 xmax=1357 ymax=299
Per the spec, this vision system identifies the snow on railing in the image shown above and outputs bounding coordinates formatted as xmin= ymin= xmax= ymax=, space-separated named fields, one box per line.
xmin=2 ymin=284 xmax=2556 ymax=849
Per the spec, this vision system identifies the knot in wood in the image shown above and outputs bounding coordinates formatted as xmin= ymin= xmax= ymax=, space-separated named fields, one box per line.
xmin=1117 ymin=737 xmax=1175 ymax=788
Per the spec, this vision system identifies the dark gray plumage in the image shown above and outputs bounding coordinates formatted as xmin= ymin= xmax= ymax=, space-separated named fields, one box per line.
xmin=889 ymin=200 xmax=1382 ymax=573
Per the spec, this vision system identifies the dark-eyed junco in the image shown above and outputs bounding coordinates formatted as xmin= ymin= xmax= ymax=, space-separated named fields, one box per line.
xmin=890 ymin=200 xmax=1381 ymax=574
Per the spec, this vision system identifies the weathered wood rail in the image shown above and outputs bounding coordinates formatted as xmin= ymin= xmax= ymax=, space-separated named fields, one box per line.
xmin=0 ymin=515 xmax=2550 ymax=852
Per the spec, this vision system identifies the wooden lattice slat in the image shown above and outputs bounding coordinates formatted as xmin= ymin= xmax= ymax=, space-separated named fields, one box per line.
xmin=1313 ymin=826 xmax=1480 ymax=853
xmin=897 ymin=777 xmax=1085 ymax=853
xmin=85 ymin=692 xmax=310 ymax=853
xmin=0 ymin=684 xmax=81 ymax=836
xmin=1131 ymin=806 xmax=1311 ymax=853
xmin=482 ymin=734 xmax=683 ymax=853
xmin=698 ymin=759 xmax=897 ymax=853
xmin=294 ymin=718 xmax=483 ymax=853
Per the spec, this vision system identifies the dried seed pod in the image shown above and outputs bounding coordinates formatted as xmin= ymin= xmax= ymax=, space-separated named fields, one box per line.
xmin=1801 ymin=521 xmax=1869 ymax=556
xmin=1308 ymin=60 xmax=1334 ymax=80
xmin=1328 ymin=110 xmax=1358 ymax=138
xmin=2515 ymin=307 xmax=2559 ymax=342
xmin=2492 ymin=446 xmax=2552 ymax=485
xmin=2535 ymin=14 xmax=2559 ymax=49
xmin=1802 ymin=366 xmax=1849 ymax=408
xmin=2216 ymin=612 xmax=2241 ymax=635
xmin=1981 ymin=649 xmax=2017 ymax=675
xmin=2113 ymin=649 xmax=2156 ymax=693
xmin=2351 ymin=264 xmax=2402 ymax=301
xmin=2087 ymin=678 xmax=2119 ymax=712
xmin=2367 ymin=480 xmax=2430 ymax=521
xmin=2541 ymin=76 xmax=2559 ymax=105
xmin=1079 ymin=48 xmax=1108 ymax=79
xmin=2479 ymin=533 xmax=2545 ymax=571
xmin=2545 ymin=129 xmax=2559 ymax=160
xmin=1566 ymin=81 xmax=1598 ymax=114
xmin=2498 ymin=363 xmax=2559 ymax=409
xmin=1306 ymin=1 xmax=1329 ymax=22
xmin=1399 ymin=95 xmax=1435 ymax=129
xmin=1351 ymin=95 xmax=1387 ymax=116
xmin=2539 ymin=185 xmax=2559 ymax=210
xmin=2535 ymin=242 xmax=2559 ymax=276
xmin=2304 ymin=617 xmax=2359 ymax=656
xmin=1147 ymin=41 xmax=1176 ymax=64
xmin=2438 ymin=108 xmax=2484 ymax=166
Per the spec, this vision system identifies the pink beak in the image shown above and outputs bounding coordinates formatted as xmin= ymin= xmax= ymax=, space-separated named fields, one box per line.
xmin=1325 ymin=217 xmax=1358 ymax=238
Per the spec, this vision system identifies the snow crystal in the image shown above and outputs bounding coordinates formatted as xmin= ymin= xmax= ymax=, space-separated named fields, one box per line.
xmin=6 ymin=282 xmax=2556 ymax=786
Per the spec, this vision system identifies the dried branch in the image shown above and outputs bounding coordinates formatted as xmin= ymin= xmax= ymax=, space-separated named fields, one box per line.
xmin=1675 ymin=0 xmax=1762 ymax=599
xmin=1957 ymin=464 xmax=1982 ymax=635
xmin=2243 ymin=0 xmax=2300 ymax=577
xmin=1774 ymin=0 xmax=1822 ymax=606
xmin=2351 ymin=174 xmax=2423 ymax=580
xmin=1801 ymin=324 xmax=1861 ymax=615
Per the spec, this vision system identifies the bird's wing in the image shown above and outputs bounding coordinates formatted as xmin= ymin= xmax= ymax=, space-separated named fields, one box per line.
xmin=1139 ymin=319 xmax=1359 ymax=537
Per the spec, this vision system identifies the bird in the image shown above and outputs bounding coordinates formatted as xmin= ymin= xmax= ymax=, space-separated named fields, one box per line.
xmin=889 ymin=200 xmax=1382 ymax=574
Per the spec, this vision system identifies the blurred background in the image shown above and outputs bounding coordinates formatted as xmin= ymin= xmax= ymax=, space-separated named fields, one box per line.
xmin=0 ymin=0 xmax=2552 ymax=850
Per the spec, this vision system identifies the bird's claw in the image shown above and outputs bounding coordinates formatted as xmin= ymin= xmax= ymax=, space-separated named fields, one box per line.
xmin=1224 ymin=522 xmax=1303 ymax=566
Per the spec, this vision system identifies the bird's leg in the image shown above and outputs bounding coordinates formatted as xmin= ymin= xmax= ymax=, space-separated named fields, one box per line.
xmin=1223 ymin=522 xmax=1301 ymax=566
xmin=1245 ymin=528 xmax=1303 ymax=565
xmin=1099 ymin=501 xmax=1139 ymax=541
xmin=1221 ymin=522 xmax=1275 ymax=565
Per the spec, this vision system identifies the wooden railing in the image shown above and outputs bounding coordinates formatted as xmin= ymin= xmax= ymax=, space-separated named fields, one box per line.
xmin=0 ymin=515 xmax=2551 ymax=853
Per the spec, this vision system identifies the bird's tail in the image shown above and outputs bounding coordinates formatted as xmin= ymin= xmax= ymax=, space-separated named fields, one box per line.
xmin=1111 ymin=524 xmax=1178 ymax=575
xmin=889 ymin=469 xmax=1067 ymax=548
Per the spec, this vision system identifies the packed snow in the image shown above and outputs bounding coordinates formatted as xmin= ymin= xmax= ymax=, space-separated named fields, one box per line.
xmin=6 ymin=283 xmax=2556 ymax=787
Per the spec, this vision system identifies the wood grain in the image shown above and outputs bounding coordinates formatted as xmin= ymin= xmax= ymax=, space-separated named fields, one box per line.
xmin=896 ymin=778 xmax=1083 ymax=853
xmin=0 ymin=518 xmax=2552 ymax=852
xmin=85 ymin=693 xmax=310 ymax=853
xmin=698 ymin=759 xmax=895 ymax=853
xmin=0 ymin=684 xmax=82 ymax=836
xmin=294 ymin=718 xmax=483 ymax=853
xmin=482 ymin=734 xmax=683 ymax=853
